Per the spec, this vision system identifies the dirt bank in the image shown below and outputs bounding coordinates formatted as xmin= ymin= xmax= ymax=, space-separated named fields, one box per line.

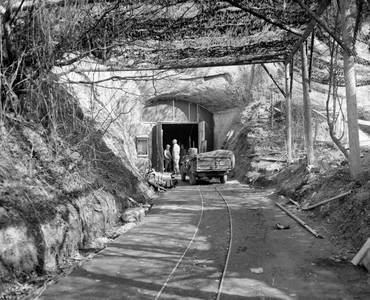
xmin=272 ymin=161 xmax=370 ymax=251
xmin=226 ymin=96 xmax=370 ymax=258
xmin=0 ymin=99 xmax=153 ymax=298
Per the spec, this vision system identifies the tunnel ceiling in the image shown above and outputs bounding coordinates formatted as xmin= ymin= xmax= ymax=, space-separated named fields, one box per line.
xmin=81 ymin=0 xmax=328 ymax=70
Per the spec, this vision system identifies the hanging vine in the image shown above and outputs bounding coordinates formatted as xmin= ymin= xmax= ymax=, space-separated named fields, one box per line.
xmin=325 ymin=5 xmax=348 ymax=159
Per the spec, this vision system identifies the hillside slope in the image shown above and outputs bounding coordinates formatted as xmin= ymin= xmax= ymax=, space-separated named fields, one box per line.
xmin=0 ymin=90 xmax=152 ymax=298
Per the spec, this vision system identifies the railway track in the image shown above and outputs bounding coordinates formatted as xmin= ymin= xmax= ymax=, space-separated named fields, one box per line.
xmin=154 ymin=185 xmax=233 ymax=300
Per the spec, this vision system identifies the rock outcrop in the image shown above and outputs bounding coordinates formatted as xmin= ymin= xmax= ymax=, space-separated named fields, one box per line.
xmin=0 ymin=112 xmax=152 ymax=287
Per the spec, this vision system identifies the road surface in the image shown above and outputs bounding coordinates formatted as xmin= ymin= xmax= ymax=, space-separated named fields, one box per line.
xmin=41 ymin=181 xmax=370 ymax=300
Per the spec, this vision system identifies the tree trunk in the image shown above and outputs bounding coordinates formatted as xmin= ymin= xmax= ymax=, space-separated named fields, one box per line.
xmin=285 ymin=62 xmax=293 ymax=163
xmin=340 ymin=0 xmax=361 ymax=179
xmin=300 ymin=43 xmax=314 ymax=165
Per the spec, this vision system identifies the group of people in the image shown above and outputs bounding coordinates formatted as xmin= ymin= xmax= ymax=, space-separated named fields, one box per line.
xmin=163 ymin=139 xmax=186 ymax=174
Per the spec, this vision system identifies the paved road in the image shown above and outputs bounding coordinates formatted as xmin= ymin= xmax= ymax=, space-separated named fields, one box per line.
xmin=41 ymin=181 xmax=370 ymax=300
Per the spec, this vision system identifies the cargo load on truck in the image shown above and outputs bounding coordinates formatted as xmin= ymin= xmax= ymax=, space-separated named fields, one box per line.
xmin=180 ymin=149 xmax=235 ymax=185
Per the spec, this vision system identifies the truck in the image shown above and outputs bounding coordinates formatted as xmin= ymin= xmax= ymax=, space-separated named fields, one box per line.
xmin=180 ymin=149 xmax=235 ymax=185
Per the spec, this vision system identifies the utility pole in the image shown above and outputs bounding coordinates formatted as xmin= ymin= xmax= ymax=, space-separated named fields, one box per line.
xmin=340 ymin=0 xmax=361 ymax=179
xmin=301 ymin=43 xmax=315 ymax=165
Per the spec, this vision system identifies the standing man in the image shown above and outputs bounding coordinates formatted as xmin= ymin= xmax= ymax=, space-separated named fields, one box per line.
xmin=172 ymin=139 xmax=180 ymax=174
xmin=163 ymin=144 xmax=172 ymax=172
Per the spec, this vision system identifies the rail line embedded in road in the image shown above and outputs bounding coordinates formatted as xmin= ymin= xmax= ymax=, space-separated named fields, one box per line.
xmin=154 ymin=185 xmax=234 ymax=300
xmin=154 ymin=186 xmax=205 ymax=300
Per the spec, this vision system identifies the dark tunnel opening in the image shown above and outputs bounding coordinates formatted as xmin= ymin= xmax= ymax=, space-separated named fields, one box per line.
xmin=162 ymin=123 xmax=198 ymax=150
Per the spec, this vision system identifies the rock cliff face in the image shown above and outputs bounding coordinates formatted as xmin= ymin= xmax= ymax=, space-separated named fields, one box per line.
xmin=57 ymin=60 xmax=366 ymax=182
xmin=57 ymin=62 xmax=275 ymax=172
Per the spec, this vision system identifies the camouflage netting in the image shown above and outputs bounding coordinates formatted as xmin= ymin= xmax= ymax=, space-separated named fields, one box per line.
xmin=5 ymin=0 xmax=370 ymax=98
xmin=8 ymin=0 xmax=325 ymax=70
xmin=67 ymin=0 xmax=320 ymax=68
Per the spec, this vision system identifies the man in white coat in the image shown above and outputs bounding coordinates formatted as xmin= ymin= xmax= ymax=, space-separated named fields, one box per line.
xmin=172 ymin=139 xmax=180 ymax=174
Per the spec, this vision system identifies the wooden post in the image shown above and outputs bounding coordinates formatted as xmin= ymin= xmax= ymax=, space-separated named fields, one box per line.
xmin=270 ymin=91 xmax=274 ymax=129
xmin=340 ymin=0 xmax=361 ymax=179
xmin=0 ymin=10 xmax=3 ymax=122
xmin=156 ymin=124 xmax=164 ymax=172
xmin=285 ymin=62 xmax=293 ymax=163
xmin=308 ymin=28 xmax=315 ymax=91
xmin=301 ymin=43 xmax=315 ymax=165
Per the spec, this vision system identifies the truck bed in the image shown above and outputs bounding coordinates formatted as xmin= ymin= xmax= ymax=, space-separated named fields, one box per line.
xmin=196 ymin=156 xmax=232 ymax=171
xmin=192 ymin=150 xmax=235 ymax=172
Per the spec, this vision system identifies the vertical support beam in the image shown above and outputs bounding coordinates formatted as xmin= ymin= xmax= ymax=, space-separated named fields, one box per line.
xmin=285 ymin=62 xmax=293 ymax=163
xmin=0 ymin=11 xmax=3 ymax=122
xmin=270 ymin=91 xmax=274 ymax=129
xmin=301 ymin=43 xmax=315 ymax=165
xmin=340 ymin=0 xmax=361 ymax=178
xmin=156 ymin=123 xmax=164 ymax=172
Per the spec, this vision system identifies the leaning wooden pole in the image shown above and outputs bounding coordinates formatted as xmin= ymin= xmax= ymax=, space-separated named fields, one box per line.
xmin=285 ymin=62 xmax=293 ymax=163
xmin=300 ymin=43 xmax=315 ymax=165
xmin=302 ymin=190 xmax=352 ymax=211
xmin=340 ymin=0 xmax=361 ymax=179
xmin=275 ymin=202 xmax=323 ymax=238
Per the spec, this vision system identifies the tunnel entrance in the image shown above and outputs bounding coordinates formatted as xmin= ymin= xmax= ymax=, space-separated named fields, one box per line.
xmin=162 ymin=123 xmax=198 ymax=150
xmin=145 ymin=99 xmax=214 ymax=171
xmin=151 ymin=121 xmax=210 ymax=172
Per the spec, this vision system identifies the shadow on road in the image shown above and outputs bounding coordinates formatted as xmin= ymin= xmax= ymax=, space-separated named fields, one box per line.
xmin=41 ymin=182 xmax=370 ymax=300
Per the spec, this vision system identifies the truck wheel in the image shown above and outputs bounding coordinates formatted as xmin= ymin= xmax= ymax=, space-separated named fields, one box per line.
xmin=220 ymin=174 xmax=227 ymax=184
xmin=189 ymin=172 xmax=197 ymax=185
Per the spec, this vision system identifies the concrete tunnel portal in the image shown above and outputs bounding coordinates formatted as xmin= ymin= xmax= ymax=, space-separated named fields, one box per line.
xmin=140 ymin=98 xmax=215 ymax=172
xmin=131 ymin=66 xmax=244 ymax=173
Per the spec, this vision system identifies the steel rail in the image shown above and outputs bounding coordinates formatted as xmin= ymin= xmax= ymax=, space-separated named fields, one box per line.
xmin=214 ymin=187 xmax=234 ymax=300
